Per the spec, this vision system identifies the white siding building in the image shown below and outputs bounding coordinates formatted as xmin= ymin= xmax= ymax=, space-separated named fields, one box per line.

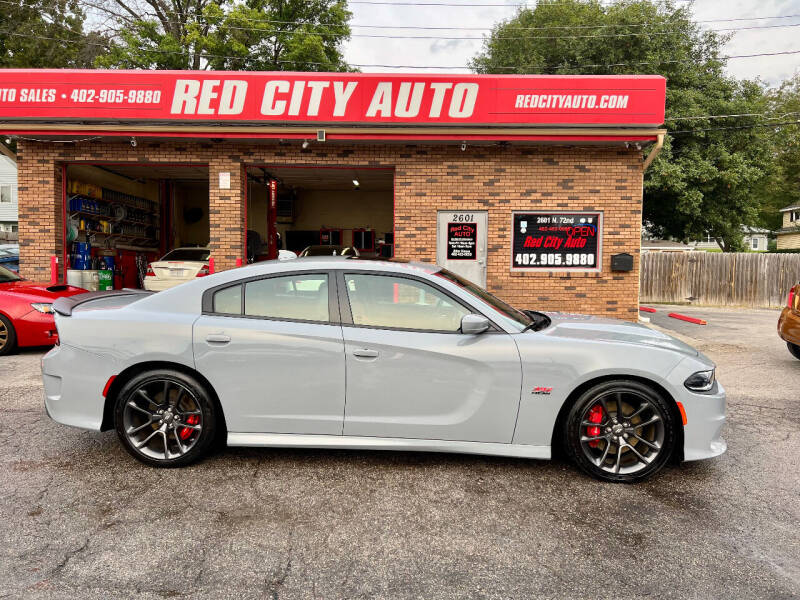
xmin=0 ymin=146 xmax=17 ymax=233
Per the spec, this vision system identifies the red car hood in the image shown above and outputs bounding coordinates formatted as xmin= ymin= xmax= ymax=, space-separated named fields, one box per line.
xmin=0 ymin=280 xmax=86 ymax=301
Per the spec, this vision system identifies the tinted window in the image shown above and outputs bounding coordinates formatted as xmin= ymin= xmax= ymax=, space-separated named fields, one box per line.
xmin=161 ymin=248 xmax=211 ymax=262
xmin=434 ymin=268 xmax=533 ymax=330
xmin=213 ymin=284 xmax=242 ymax=314
xmin=245 ymin=274 xmax=329 ymax=322
xmin=345 ymin=273 xmax=469 ymax=332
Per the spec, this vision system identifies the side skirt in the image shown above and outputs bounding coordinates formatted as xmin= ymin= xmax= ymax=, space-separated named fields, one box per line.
xmin=227 ymin=432 xmax=551 ymax=460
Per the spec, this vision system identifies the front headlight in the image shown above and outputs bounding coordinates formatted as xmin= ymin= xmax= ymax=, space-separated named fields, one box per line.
xmin=684 ymin=369 xmax=716 ymax=392
xmin=30 ymin=303 xmax=54 ymax=314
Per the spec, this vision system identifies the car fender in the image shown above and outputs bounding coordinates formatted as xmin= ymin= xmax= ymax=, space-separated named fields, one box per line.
xmin=510 ymin=334 xmax=686 ymax=446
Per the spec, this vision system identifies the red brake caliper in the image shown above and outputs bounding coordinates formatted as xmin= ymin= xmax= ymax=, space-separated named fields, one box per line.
xmin=586 ymin=404 xmax=604 ymax=448
xmin=179 ymin=414 xmax=200 ymax=440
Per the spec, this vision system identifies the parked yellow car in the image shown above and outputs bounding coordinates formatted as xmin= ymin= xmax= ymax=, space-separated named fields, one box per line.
xmin=778 ymin=282 xmax=800 ymax=360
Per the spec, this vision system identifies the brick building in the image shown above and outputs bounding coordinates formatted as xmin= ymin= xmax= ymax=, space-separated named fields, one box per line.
xmin=1 ymin=70 xmax=666 ymax=320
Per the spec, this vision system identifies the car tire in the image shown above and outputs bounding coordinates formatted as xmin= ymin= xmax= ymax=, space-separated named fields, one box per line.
xmin=114 ymin=369 xmax=218 ymax=468
xmin=563 ymin=380 xmax=676 ymax=483
xmin=788 ymin=342 xmax=800 ymax=361
xmin=0 ymin=313 xmax=17 ymax=356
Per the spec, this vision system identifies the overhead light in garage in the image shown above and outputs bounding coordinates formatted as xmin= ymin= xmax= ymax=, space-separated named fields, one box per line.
xmin=353 ymin=179 xmax=360 ymax=189
xmin=301 ymin=140 xmax=310 ymax=150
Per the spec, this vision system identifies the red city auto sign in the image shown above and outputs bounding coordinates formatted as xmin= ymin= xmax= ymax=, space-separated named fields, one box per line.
xmin=512 ymin=212 xmax=602 ymax=272
xmin=0 ymin=70 xmax=665 ymax=126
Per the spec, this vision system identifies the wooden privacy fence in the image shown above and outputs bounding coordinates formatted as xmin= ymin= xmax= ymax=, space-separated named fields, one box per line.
xmin=640 ymin=252 xmax=800 ymax=308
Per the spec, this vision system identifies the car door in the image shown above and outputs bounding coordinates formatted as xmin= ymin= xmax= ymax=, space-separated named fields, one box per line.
xmin=339 ymin=271 xmax=522 ymax=443
xmin=193 ymin=270 xmax=346 ymax=435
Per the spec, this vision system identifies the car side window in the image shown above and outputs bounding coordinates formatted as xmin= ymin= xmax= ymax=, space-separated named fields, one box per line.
xmin=245 ymin=273 xmax=329 ymax=322
xmin=213 ymin=284 xmax=242 ymax=315
xmin=345 ymin=273 xmax=469 ymax=332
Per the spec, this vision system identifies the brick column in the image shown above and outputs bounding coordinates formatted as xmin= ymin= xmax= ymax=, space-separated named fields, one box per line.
xmin=16 ymin=142 xmax=64 ymax=282
xmin=208 ymin=150 xmax=245 ymax=271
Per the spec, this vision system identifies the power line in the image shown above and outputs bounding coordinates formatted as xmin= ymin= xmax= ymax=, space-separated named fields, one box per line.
xmin=665 ymin=111 xmax=800 ymax=121
xmin=671 ymin=119 xmax=800 ymax=134
xmin=100 ymin=20 xmax=800 ymax=41
xmin=6 ymin=0 xmax=797 ymax=36
xmin=3 ymin=27 xmax=799 ymax=69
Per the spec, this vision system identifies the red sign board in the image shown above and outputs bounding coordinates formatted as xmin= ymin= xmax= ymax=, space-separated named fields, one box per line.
xmin=0 ymin=69 xmax=665 ymax=127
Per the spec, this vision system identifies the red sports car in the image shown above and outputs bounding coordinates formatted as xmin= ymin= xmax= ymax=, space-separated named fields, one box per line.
xmin=0 ymin=264 xmax=86 ymax=356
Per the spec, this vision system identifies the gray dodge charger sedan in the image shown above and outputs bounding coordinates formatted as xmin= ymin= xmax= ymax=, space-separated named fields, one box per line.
xmin=43 ymin=258 xmax=725 ymax=482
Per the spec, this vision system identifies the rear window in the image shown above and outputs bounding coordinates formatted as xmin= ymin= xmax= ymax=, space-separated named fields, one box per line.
xmin=161 ymin=248 xmax=210 ymax=262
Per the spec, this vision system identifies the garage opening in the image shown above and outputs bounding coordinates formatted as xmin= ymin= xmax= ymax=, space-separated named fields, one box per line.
xmin=245 ymin=166 xmax=394 ymax=261
xmin=64 ymin=163 xmax=209 ymax=290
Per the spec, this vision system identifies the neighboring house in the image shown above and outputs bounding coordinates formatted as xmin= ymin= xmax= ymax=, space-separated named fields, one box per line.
xmin=641 ymin=239 xmax=695 ymax=253
xmin=0 ymin=143 xmax=17 ymax=236
xmin=776 ymin=203 xmax=800 ymax=250
xmin=688 ymin=226 xmax=770 ymax=252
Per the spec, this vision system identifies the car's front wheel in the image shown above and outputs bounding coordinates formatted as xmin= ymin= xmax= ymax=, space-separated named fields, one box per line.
xmin=114 ymin=369 xmax=218 ymax=467
xmin=564 ymin=380 xmax=676 ymax=483
xmin=0 ymin=314 xmax=17 ymax=356
xmin=788 ymin=342 xmax=800 ymax=361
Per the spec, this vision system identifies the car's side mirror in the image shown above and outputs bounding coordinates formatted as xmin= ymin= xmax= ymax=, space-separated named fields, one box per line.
xmin=461 ymin=314 xmax=490 ymax=335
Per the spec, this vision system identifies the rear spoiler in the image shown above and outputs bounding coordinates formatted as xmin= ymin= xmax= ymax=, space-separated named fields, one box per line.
xmin=53 ymin=289 xmax=153 ymax=316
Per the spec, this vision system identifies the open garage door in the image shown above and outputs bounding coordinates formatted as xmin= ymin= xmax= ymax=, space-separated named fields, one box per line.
xmin=64 ymin=163 xmax=209 ymax=290
xmin=245 ymin=166 xmax=394 ymax=261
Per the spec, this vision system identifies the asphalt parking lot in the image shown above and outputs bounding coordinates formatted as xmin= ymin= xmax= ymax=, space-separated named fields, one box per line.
xmin=1 ymin=305 xmax=798 ymax=599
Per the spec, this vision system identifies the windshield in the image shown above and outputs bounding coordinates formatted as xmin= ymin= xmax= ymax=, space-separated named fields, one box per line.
xmin=0 ymin=264 xmax=22 ymax=283
xmin=434 ymin=268 xmax=534 ymax=331
xmin=161 ymin=248 xmax=210 ymax=262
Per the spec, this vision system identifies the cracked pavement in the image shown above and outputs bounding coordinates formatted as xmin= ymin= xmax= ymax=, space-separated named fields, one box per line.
xmin=1 ymin=305 xmax=798 ymax=599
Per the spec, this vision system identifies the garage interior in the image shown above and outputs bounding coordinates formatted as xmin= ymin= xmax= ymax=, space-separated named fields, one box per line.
xmin=245 ymin=166 xmax=394 ymax=259
xmin=64 ymin=163 xmax=209 ymax=290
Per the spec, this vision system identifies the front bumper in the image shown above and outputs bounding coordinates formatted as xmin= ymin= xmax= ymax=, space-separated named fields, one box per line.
xmin=778 ymin=307 xmax=800 ymax=345
xmin=679 ymin=381 xmax=727 ymax=461
xmin=14 ymin=309 xmax=59 ymax=348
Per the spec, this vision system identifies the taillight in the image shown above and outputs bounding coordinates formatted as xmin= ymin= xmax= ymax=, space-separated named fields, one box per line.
xmin=789 ymin=286 xmax=797 ymax=309
xmin=196 ymin=265 xmax=210 ymax=277
xmin=146 ymin=264 xmax=155 ymax=277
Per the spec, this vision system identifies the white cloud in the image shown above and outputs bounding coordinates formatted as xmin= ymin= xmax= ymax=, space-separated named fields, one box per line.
xmin=343 ymin=0 xmax=800 ymax=85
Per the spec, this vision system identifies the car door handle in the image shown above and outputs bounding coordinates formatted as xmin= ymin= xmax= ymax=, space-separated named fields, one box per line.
xmin=206 ymin=333 xmax=231 ymax=344
xmin=352 ymin=348 xmax=379 ymax=359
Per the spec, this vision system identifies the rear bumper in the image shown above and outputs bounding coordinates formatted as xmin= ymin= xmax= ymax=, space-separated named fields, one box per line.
xmin=143 ymin=277 xmax=188 ymax=292
xmin=778 ymin=307 xmax=800 ymax=345
xmin=42 ymin=343 xmax=114 ymax=431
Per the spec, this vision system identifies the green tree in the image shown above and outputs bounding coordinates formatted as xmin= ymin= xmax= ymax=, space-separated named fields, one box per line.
xmin=470 ymin=0 xmax=775 ymax=251
xmin=0 ymin=0 xmax=102 ymax=68
xmin=95 ymin=0 xmax=352 ymax=71
xmin=757 ymin=76 xmax=800 ymax=231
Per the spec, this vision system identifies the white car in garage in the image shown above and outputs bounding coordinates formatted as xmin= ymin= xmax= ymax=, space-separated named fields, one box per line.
xmin=143 ymin=247 xmax=211 ymax=291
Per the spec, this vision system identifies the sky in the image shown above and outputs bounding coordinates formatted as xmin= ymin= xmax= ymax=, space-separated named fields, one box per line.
xmin=342 ymin=0 xmax=800 ymax=87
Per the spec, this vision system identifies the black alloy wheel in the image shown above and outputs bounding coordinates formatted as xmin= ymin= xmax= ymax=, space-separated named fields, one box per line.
xmin=0 ymin=314 xmax=17 ymax=356
xmin=564 ymin=380 xmax=676 ymax=483
xmin=114 ymin=369 xmax=218 ymax=467
xmin=788 ymin=342 xmax=800 ymax=361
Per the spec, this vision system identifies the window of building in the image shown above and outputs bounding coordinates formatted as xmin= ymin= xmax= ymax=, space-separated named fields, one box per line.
xmin=792 ymin=211 xmax=800 ymax=222
xmin=345 ymin=273 xmax=469 ymax=332
xmin=245 ymin=273 xmax=329 ymax=322
xmin=752 ymin=237 xmax=759 ymax=250
xmin=0 ymin=184 xmax=11 ymax=203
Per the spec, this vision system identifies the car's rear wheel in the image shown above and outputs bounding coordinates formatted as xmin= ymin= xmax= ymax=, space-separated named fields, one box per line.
xmin=0 ymin=314 xmax=17 ymax=356
xmin=788 ymin=342 xmax=800 ymax=361
xmin=564 ymin=380 xmax=676 ymax=483
xmin=114 ymin=370 xmax=218 ymax=467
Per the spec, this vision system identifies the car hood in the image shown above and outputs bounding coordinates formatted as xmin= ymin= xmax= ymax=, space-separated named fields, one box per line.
xmin=540 ymin=311 xmax=700 ymax=357
xmin=0 ymin=281 xmax=86 ymax=302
